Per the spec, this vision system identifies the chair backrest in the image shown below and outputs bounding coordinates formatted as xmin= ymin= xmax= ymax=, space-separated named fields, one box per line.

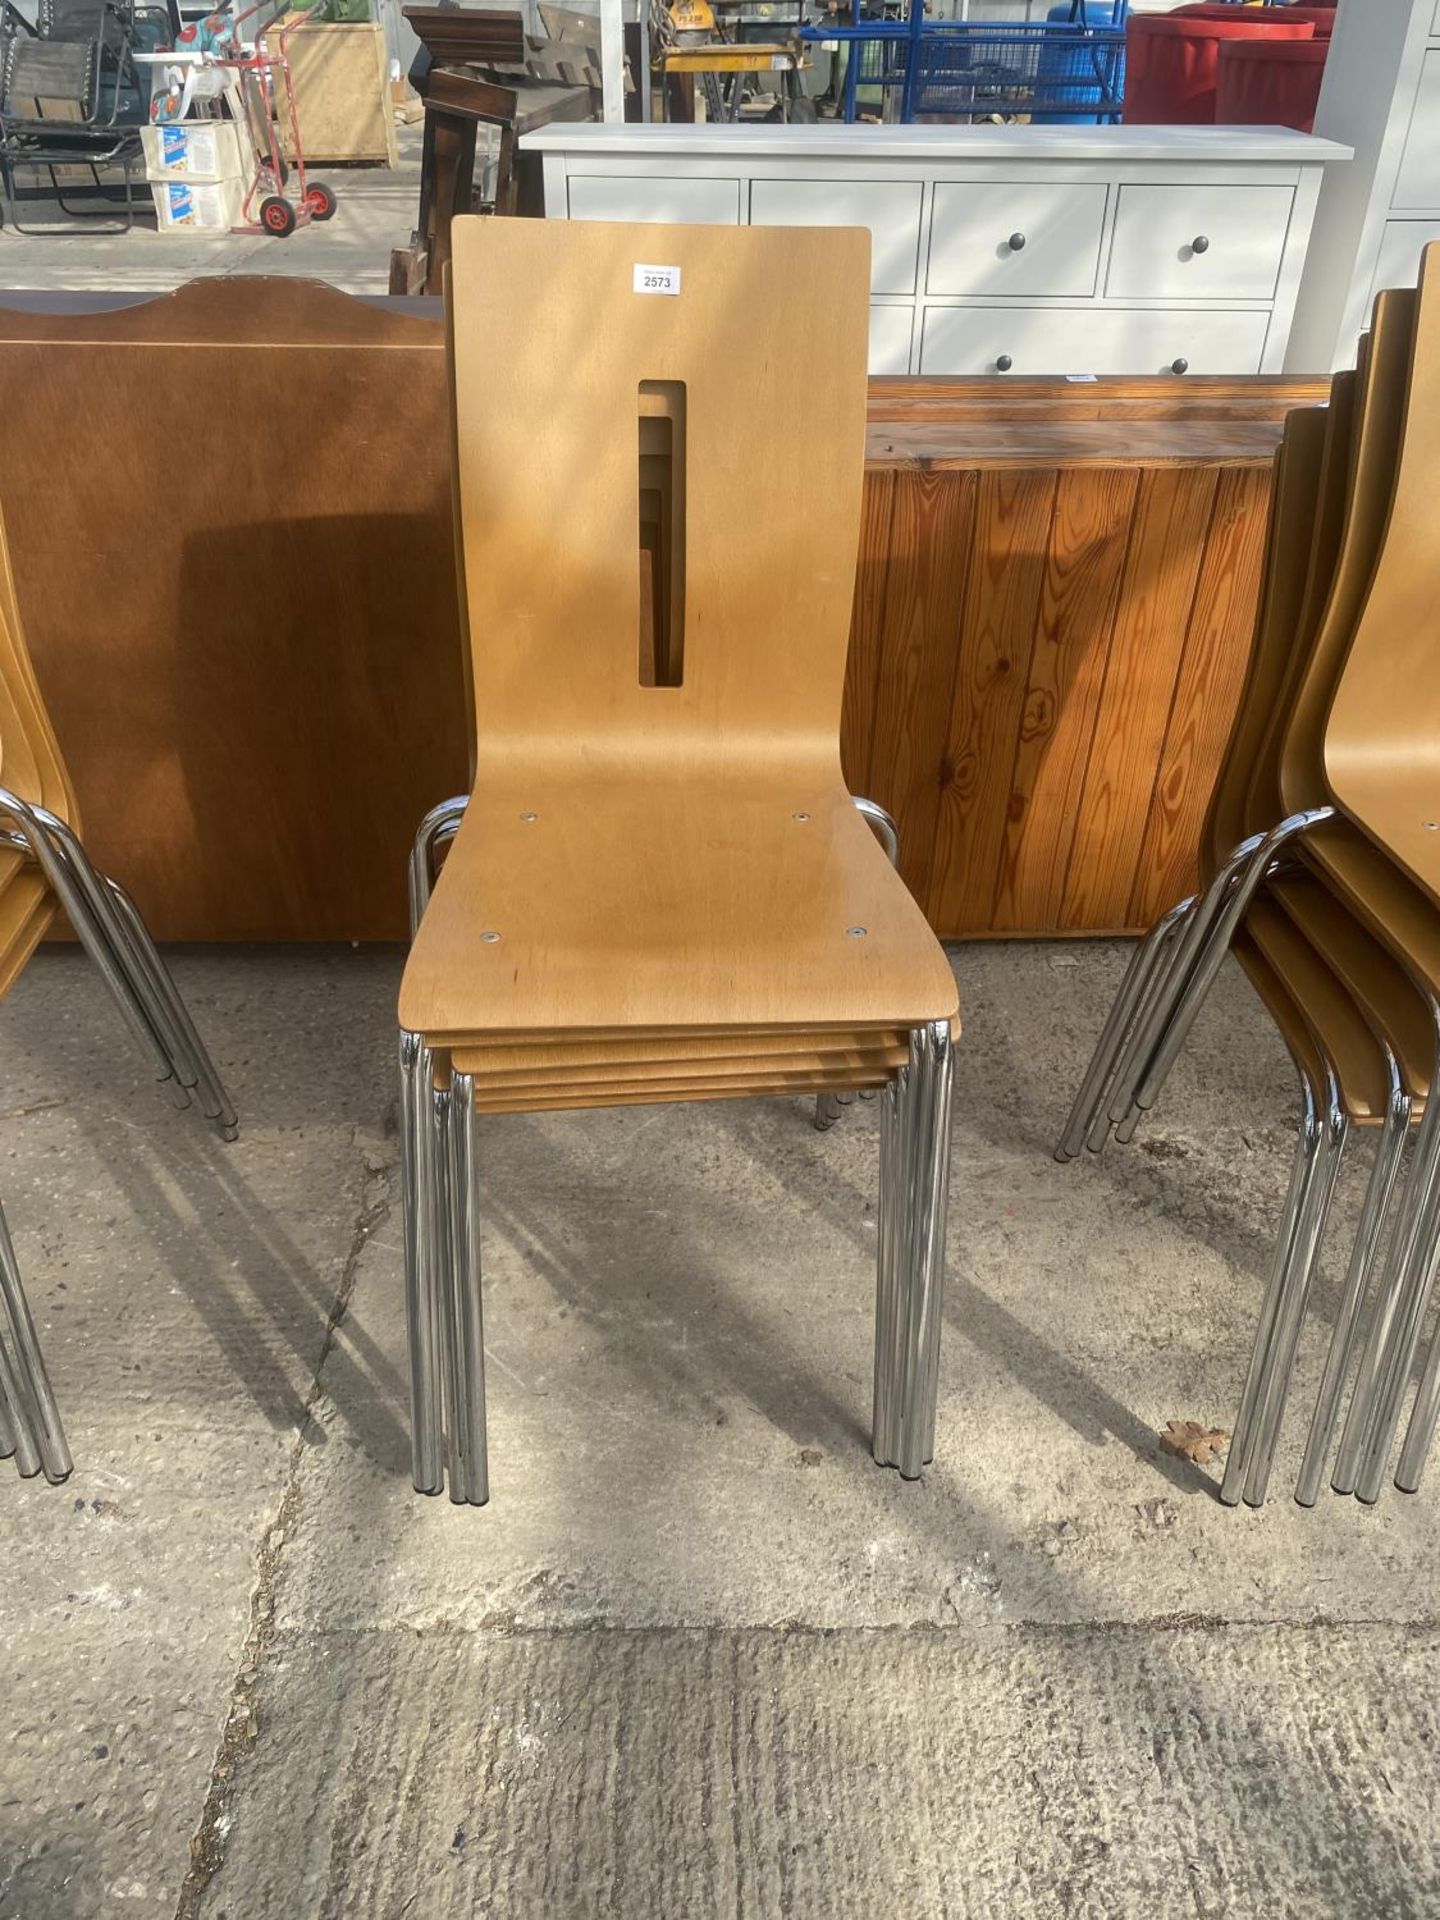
xmin=1 ymin=33 xmax=98 ymax=118
xmin=1324 ymin=243 xmax=1440 ymax=901
xmin=445 ymin=216 xmax=871 ymax=784
xmin=1281 ymin=285 xmax=1414 ymax=820
xmin=0 ymin=503 xmax=78 ymax=830
xmin=1228 ymin=364 xmax=1352 ymax=845
xmin=1205 ymin=400 xmax=1327 ymax=870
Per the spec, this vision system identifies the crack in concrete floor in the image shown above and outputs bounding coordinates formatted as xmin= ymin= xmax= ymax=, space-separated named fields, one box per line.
xmin=173 ymin=1148 xmax=395 ymax=1919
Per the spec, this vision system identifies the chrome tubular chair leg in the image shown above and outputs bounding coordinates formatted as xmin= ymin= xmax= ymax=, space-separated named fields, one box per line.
xmin=1057 ymin=895 xmax=1193 ymax=1162
xmin=0 ymin=1196 xmax=70 ymax=1482
xmin=874 ymin=1021 xmax=954 ymax=1480
xmin=1393 ymin=1230 xmax=1440 ymax=1493
xmin=3 ymin=819 xmax=213 ymax=1111
xmin=1340 ymin=1019 xmax=1440 ymax=1500
xmin=408 ymin=796 xmax=468 ymax=939
xmin=445 ymin=1071 xmax=488 ymax=1507
xmin=0 ymin=1354 xmax=15 ymax=1458
xmin=1117 ymin=809 xmax=1334 ymax=1136
xmin=400 ymin=1030 xmax=443 ymax=1494
xmin=0 ymin=791 xmax=188 ymax=1111
xmin=1352 ymin=1094 xmax=1440 ymax=1504
xmin=429 ymin=1075 xmax=464 ymax=1502
xmin=95 ymin=873 xmax=238 ymax=1139
xmin=1084 ymin=905 xmax=1194 ymax=1155
xmin=1220 ymin=1067 xmax=1321 ymax=1507
xmin=1099 ymin=829 xmax=1273 ymax=1143
xmin=1296 ymin=1059 xmax=1409 ymax=1506
xmin=0 ymin=1325 xmax=41 ymax=1478
xmin=872 ymin=1068 xmax=907 ymax=1467
xmin=1244 ymin=1067 xmax=1347 ymax=1510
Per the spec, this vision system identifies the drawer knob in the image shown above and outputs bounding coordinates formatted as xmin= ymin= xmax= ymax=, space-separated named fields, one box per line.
xmin=1171 ymin=357 xmax=1190 ymax=376
xmin=995 ymin=353 xmax=1014 ymax=372
xmin=1191 ymin=234 xmax=1210 ymax=255
xmin=1007 ymin=231 xmax=1026 ymax=252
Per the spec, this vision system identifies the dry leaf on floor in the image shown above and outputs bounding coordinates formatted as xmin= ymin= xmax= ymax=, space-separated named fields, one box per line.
xmin=1160 ymin=1419 xmax=1229 ymax=1466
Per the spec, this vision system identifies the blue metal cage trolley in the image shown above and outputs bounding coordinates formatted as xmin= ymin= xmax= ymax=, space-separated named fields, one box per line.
xmin=801 ymin=0 xmax=1127 ymax=126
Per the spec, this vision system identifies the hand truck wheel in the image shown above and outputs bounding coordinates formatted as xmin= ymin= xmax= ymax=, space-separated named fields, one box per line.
xmin=304 ymin=181 xmax=337 ymax=221
xmin=260 ymin=194 xmax=296 ymax=237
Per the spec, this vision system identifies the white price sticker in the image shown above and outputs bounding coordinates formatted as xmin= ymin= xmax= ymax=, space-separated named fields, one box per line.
xmin=633 ymin=263 xmax=681 ymax=296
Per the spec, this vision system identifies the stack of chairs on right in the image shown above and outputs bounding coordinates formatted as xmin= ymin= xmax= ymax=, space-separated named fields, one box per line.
xmin=1059 ymin=242 xmax=1440 ymax=1512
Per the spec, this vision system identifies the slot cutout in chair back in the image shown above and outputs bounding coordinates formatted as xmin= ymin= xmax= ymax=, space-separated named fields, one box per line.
xmin=445 ymin=216 xmax=871 ymax=774
xmin=638 ymin=380 xmax=686 ymax=689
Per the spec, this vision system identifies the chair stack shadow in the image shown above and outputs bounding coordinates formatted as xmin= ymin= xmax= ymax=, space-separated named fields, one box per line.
xmin=1059 ymin=243 xmax=1440 ymax=1511
xmin=398 ymin=216 xmax=961 ymax=1507
xmin=0 ymin=511 xmax=236 ymax=1489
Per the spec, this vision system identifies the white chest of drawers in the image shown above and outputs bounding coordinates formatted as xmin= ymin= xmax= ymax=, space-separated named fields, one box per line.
xmin=1290 ymin=0 xmax=1440 ymax=371
xmin=523 ymin=123 xmax=1349 ymax=377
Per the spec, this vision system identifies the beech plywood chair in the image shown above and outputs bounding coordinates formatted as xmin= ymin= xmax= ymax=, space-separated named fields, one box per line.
xmin=399 ymin=218 xmax=960 ymax=1506
xmin=0 ymin=507 xmax=236 ymax=1488
xmin=1057 ymin=250 xmax=1440 ymax=1508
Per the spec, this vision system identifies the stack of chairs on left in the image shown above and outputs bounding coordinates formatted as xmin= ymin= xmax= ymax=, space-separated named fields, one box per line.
xmin=0 ymin=507 xmax=236 ymax=1487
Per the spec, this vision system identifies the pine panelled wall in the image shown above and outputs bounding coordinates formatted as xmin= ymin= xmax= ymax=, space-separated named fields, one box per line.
xmin=842 ymin=378 xmax=1320 ymax=938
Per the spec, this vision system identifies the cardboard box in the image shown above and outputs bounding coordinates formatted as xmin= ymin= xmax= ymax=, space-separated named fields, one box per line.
xmin=141 ymin=121 xmax=246 ymax=184
xmin=149 ymin=174 xmax=247 ymax=232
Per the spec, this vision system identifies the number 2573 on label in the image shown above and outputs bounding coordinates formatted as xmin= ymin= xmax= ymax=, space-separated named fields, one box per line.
xmin=633 ymin=264 xmax=681 ymax=296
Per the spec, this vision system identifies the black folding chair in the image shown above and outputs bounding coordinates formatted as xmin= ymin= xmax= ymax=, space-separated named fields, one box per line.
xmin=0 ymin=0 xmax=152 ymax=233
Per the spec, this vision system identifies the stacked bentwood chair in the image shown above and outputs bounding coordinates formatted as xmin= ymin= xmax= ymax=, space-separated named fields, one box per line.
xmin=0 ymin=513 xmax=236 ymax=1487
xmin=1059 ymin=243 xmax=1440 ymax=1511
xmin=398 ymin=218 xmax=961 ymax=1506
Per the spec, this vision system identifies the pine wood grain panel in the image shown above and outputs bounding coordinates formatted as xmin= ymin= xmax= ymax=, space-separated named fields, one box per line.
xmin=1129 ymin=464 xmax=1273 ymax=928
xmin=839 ymin=470 xmax=896 ymax=795
xmin=862 ymin=469 xmax=978 ymax=902
xmin=1060 ymin=466 xmax=1221 ymax=930
xmin=989 ymin=466 xmax=1141 ymax=933
xmin=868 ymin=375 xmax=1330 ymax=423
xmin=927 ymin=469 xmax=1059 ymax=933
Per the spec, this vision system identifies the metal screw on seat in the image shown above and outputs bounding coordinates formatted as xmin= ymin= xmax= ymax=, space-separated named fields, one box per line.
xmin=846 ymin=926 xmax=867 ymax=938
xmin=480 ymin=931 xmax=501 ymax=943
xmin=519 ymin=811 xmax=537 ymax=823
xmin=792 ymin=811 xmax=810 ymax=822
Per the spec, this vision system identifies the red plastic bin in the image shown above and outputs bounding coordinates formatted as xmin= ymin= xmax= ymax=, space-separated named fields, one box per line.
xmin=1124 ymin=11 xmax=1315 ymax=126
xmin=1176 ymin=3 xmax=1335 ymax=29
xmin=1216 ymin=34 xmax=1330 ymax=133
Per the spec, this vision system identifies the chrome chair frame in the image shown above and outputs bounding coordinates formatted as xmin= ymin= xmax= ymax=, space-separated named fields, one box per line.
xmin=401 ymin=792 xmax=950 ymax=1504
xmin=1340 ymin=1010 xmax=1440 ymax=1502
xmin=1296 ymin=1048 xmax=1410 ymax=1507
xmin=399 ymin=1018 xmax=956 ymax=1503
xmin=1056 ymin=810 xmax=1334 ymax=1162
xmin=0 ymin=783 xmax=237 ymax=1486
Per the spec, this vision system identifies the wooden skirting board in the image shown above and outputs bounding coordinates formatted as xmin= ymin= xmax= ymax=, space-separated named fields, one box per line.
xmin=0 ymin=280 xmax=1326 ymax=942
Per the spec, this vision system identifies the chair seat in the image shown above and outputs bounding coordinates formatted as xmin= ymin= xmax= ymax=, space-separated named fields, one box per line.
xmin=400 ymin=773 xmax=959 ymax=1040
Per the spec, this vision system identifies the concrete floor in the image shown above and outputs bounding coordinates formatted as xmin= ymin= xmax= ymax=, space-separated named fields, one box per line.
xmin=0 ymin=127 xmax=422 ymax=294
xmin=0 ymin=938 xmax=1437 ymax=1917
